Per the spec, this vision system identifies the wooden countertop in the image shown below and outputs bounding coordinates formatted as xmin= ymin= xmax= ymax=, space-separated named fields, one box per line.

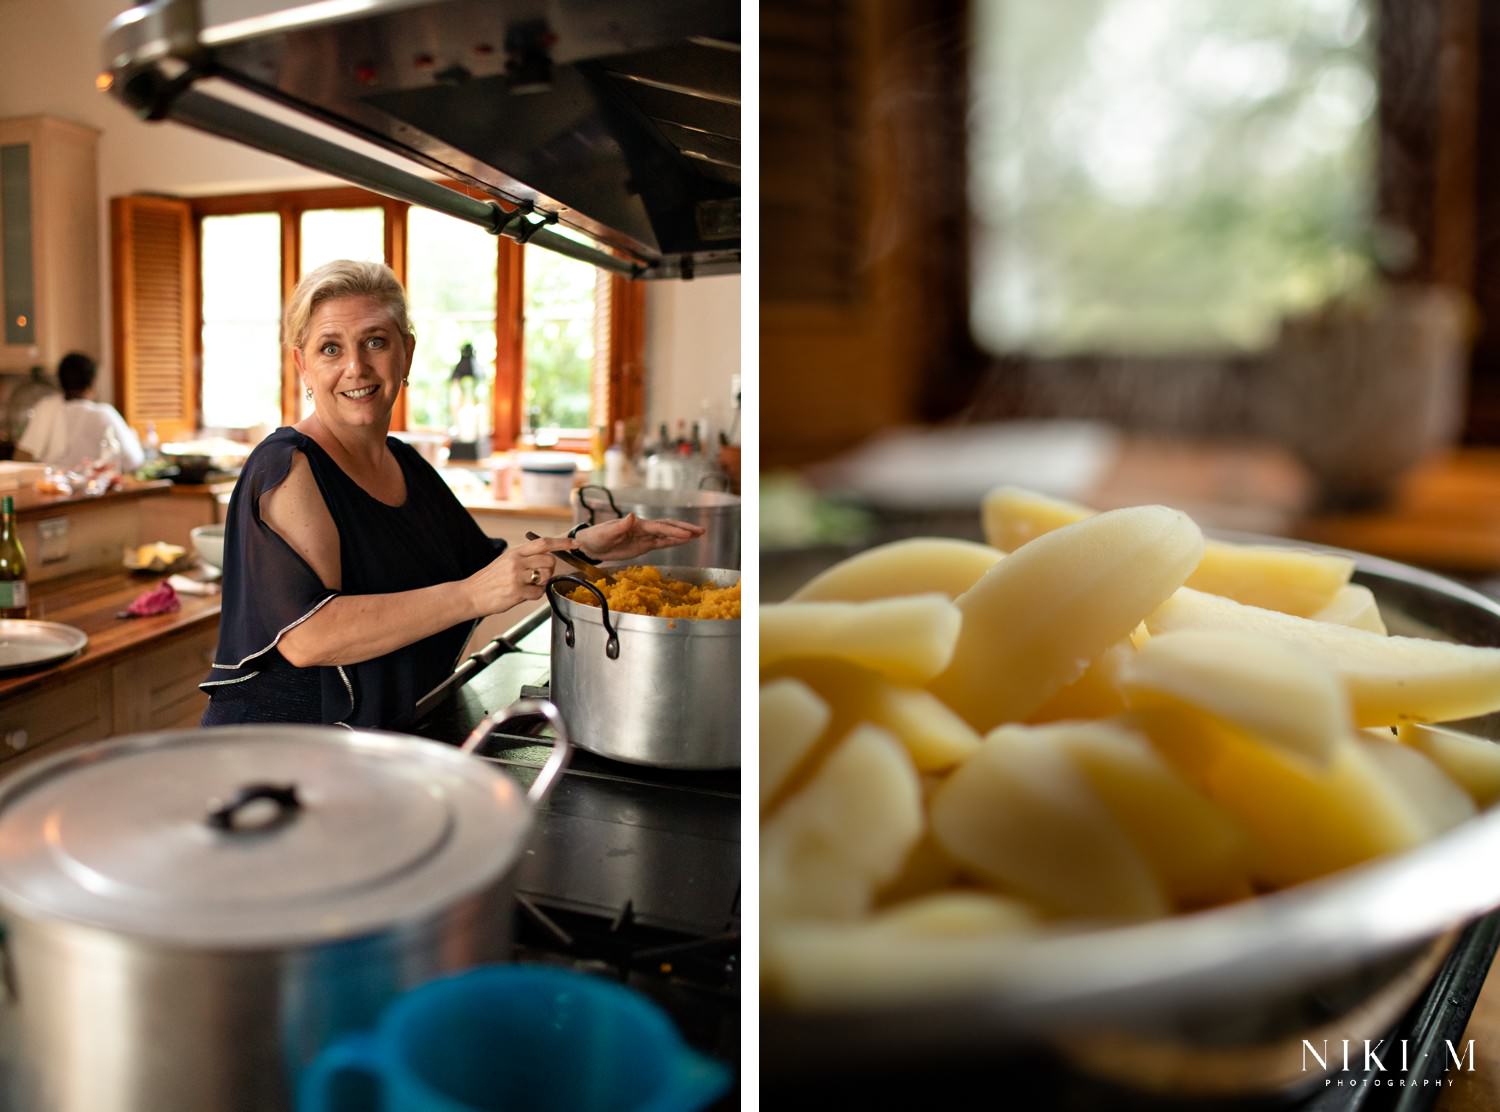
xmin=12 ymin=478 xmax=172 ymax=518
xmin=0 ymin=568 xmax=220 ymax=701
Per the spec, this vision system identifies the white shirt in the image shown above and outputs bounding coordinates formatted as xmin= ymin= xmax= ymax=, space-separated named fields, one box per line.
xmin=18 ymin=396 xmax=145 ymax=472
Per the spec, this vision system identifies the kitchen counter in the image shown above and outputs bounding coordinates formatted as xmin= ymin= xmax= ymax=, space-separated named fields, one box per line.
xmin=0 ymin=567 xmax=220 ymax=702
xmin=11 ymin=477 xmax=171 ymax=517
xmin=0 ymin=568 xmax=220 ymax=764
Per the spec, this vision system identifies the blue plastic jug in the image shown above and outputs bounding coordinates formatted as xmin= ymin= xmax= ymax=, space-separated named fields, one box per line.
xmin=297 ymin=963 xmax=733 ymax=1112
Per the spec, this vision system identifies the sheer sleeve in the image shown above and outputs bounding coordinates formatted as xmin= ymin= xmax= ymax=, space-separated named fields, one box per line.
xmin=201 ymin=433 xmax=340 ymax=693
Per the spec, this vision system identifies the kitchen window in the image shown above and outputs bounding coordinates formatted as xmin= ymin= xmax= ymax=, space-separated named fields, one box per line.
xmin=111 ymin=184 xmax=645 ymax=450
xmin=969 ymin=0 xmax=1376 ymax=357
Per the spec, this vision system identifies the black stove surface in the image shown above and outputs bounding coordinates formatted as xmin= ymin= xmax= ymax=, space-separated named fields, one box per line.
xmin=410 ymin=615 xmax=741 ymax=1107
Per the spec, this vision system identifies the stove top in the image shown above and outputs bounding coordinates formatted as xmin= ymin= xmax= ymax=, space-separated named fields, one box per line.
xmin=410 ymin=613 xmax=741 ymax=1107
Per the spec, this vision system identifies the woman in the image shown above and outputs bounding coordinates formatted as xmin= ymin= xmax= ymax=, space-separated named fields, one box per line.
xmin=200 ymin=259 xmax=702 ymax=729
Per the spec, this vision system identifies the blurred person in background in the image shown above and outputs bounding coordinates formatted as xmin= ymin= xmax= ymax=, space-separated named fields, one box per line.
xmin=16 ymin=352 xmax=143 ymax=472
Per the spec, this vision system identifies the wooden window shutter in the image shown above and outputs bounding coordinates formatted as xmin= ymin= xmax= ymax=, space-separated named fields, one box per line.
xmin=596 ymin=272 xmax=646 ymax=442
xmin=111 ymin=195 xmax=196 ymax=439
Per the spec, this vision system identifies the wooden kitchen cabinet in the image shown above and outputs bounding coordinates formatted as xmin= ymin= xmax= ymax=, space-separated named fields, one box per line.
xmin=112 ymin=624 xmax=217 ymax=734
xmin=0 ymin=623 xmax=214 ymax=770
xmin=0 ymin=116 xmax=101 ymax=374
xmin=0 ymin=666 xmax=113 ymax=767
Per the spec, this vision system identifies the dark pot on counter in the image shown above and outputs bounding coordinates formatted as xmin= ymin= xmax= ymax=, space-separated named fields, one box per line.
xmin=0 ymin=700 xmax=570 ymax=1112
xmin=546 ymin=570 xmax=739 ymax=769
xmin=575 ymin=485 xmax=741 ymax=570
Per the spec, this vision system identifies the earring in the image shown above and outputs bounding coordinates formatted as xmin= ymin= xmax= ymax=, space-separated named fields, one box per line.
xmin=305 ymin=387 xmax=313 ymax=400
xmin=403 ymin=376 xmax=409 ymax=387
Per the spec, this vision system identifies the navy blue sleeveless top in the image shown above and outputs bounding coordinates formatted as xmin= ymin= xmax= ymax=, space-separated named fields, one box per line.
xmin=200 ymin=428 xmax=501 ymax=730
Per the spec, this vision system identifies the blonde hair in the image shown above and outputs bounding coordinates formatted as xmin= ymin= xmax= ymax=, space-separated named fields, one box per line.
xmin=282 ymin=259 xmax=413 ymax=350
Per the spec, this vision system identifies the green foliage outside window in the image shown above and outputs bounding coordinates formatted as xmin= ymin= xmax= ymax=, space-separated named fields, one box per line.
xmin=970 ymin=0 xmax=1377 ymax=355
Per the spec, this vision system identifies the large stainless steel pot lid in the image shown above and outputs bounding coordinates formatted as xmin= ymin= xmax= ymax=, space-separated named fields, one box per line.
xmin=0 ymin=726 xmax=533 ymax=948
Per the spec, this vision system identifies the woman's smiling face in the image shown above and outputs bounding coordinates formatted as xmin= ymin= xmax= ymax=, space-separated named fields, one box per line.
xmin=295 ymin=294 xmax=414 ymax=433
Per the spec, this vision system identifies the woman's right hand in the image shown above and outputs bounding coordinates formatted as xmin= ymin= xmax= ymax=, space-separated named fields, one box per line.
xmin=464 ymin=535 xmax=577 ymax=615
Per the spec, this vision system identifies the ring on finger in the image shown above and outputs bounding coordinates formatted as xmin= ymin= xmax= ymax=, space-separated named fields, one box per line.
xmin=528 ymin=567 xmax=544 ymax=586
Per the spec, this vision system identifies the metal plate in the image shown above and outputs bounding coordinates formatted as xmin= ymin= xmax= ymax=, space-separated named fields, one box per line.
xmin=0 ymin=620 xmax=87 ymax=673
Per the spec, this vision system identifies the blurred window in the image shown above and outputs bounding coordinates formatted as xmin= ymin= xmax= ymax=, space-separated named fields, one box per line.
xmin=522 ymin=242 xmax=598 ymax=435
xmin=200 ymin=213 xmax=281 ymax=430
xmin=969 ymin=0 xmax=1376 ymax=355
xmin=405 ymin=207 xmax=497 ymax=433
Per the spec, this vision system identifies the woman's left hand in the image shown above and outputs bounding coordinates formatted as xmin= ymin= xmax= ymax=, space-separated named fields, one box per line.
xmin=573 ymin=513 xmax=705 ymax=563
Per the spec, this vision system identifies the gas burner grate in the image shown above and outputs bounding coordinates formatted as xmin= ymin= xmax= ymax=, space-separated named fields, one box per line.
xmin=513 ymin=894 xmax=741 ymax=1100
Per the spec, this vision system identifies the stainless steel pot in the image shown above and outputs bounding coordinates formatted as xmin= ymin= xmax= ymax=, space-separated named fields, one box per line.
xmin=574 ymin=484 xmax=741 ymax=570
xmin=0 ymin=699 xmax=571 ymax=1112
xmin=546 ymin=569 xmax=739 ymax=769
xmin=762 ymin=542 xmax=1500 ymax=1099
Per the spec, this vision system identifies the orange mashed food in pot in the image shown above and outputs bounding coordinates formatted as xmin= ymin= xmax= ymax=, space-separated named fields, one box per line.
xmin=567 ymin=565 xmax=741 ymax=619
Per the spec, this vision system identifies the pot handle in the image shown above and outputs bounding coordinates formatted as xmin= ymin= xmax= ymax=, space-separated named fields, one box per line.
xmin=576 ymin=483 xmax=621 ymax=525
xmin=458 ymin=697 xmax=573 ymax=807
xmin=205 ymin=783 xmax=302 ymax=832
xmin=545 ymin=575 xmax=619 ymax=660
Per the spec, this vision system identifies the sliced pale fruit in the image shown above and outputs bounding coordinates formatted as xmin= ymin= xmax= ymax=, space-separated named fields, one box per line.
xmin=789 ymin=537 xmax=1004 ymax=603
xmin=763 ymin=894 xmax=1041 ymax=1006
xmin=929 ymin=505 xmax=1204 ymax=731
xmin=982 ymin=486 xmax=1093 ymax=553
xmin=1146 ymin=588 xmax=1500 ymax=726
xmin=981 ymin=486 xmax=1352 ymax=616
xmin=1185 ymin=544 xmax=1353 ymax=618
xmin=1027 ymin=638 xmax=1135 ymax=723
xmin=1119 ymin=629 xmax=1349 ymax=765
xmin=1047 ymin=720 xmax=1250 ymax=908
xmin=1131 ymin=707 xmax=1445 ymax=888
xmin=765 ymin=659 xmax=981 ymax=772
xmin=760 ymin=595 xmax=961 ymax=684
xmin=760 ymin=678 xmax=830 ymax=810
xmin=761 ymin=725 xmax=923 ymax=922
xmin=1313 ymin=583 xmax=1387 ymax=634
xmin=930 ymin=726 xmax=1168 ymax=920
xmin=1359 ymin=735 xmax=1476 ymax=833
xmin=877 ymin=831 xmax=963 ymax=905
xmin=1399 ymin=723 xmax=1500 ymax=808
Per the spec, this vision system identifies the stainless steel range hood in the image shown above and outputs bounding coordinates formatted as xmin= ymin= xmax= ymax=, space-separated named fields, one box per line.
xmin=102 ymin=0 xmax=740 ymax=279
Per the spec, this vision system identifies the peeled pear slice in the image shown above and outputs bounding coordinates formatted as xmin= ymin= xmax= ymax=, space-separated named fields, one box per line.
xmin=789 ymin=537 xmax=1004 ymax=603
xmin=766 ymin=659 xmax=982 ymax=772
xmin=761 ymin=725 xmax=923 ymax=923
xmin=982 ymin=486 xmax=1093 ymax=553
xmin=760 ymin=679 xmax=830 ymax=810
xmin=1049 ymin=720 xmax=1250 ymax=908
xmin=1119 ymin=629 xmax=1349 ymax=765
xmin=1132 ymin=707 xmax=1444 ymax=888
xmin=928 ymin=505 xmax=1203 ymax=731
xmin=1399 ymin=723 xmax=1500 ymax=808
xmin=1313 ymin=583 xmax=1388 ymax=634
xmin=1359 ymin=735 xmax=1476 ymax=833
xmin=930 ymin=726 xmax=1168 ymax=920
xmin=981 ymin=486 xmax=1352 ymax=616
xmin=763 ymin=893 xmax=1040 ymax=1006
xmin=1146 ymin=588 xmax=1500 ymax=726
xmin=1026 ymin=638 xmax=1135 ymax=724
xmin=877 ymin=831 xmax=963 ymax=905
xmin=760 ymin=595 xmax=961 ymax=684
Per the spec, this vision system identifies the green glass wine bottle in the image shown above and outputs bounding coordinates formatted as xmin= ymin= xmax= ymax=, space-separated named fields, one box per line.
xmin=0 ymin=496 xmax=28 ymax=620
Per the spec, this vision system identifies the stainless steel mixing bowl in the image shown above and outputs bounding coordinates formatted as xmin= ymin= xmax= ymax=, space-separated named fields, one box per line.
xmin=762 ymin=540 xmax=1500 ymax=1098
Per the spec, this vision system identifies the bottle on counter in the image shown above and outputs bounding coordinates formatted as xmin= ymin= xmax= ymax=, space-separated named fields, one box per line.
xmin=143 ymin=422 xmax=160 ymax=464
xmin=604 ymin=420 xmax=627 ymax=487
xmin=0 ymin=496 xmax=28 ymax=620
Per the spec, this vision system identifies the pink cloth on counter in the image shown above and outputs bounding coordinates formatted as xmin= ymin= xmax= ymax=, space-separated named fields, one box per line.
xmin=121 ymin=581 xmax=180 ymax=618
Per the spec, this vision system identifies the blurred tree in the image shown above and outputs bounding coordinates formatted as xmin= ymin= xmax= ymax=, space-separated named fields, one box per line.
xmin=971 ymin=0 xmax=1376 ymax=355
